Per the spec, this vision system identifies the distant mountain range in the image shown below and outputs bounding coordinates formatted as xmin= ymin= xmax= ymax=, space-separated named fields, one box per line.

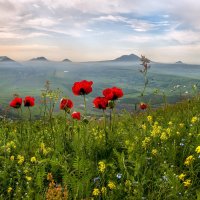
xmin=62 ymin=58 xmax=71 ymax=62
xmin=0 ymin=56 xmax=15 ymax=62
xmin=175 ymin=61 xmax=183 ymax=64
xmin=112 ymin=54 xmax=140 ymax=62
xmin=0 ymin=54 xmax=141 ymax=63
xmin=0 ymin=54 xmax=186 ymax=64
xmin=30 ymin=57 xmax=49 ymax=61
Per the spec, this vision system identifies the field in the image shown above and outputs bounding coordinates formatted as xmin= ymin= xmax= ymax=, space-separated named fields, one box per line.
xmin=0 ymin=61 xmax=200 ymax=199
xmin=0 ymin=60 xmax=200 ymax=117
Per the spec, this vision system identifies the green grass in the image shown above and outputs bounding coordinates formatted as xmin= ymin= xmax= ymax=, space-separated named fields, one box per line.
xmin=0 ymin=95 xmax=200 ymax=199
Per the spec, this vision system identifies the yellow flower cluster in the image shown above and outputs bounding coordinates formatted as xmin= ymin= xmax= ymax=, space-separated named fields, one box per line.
xmin=147 ymin=115 xmax=153 ymax=123
xmin=191 ymin=116 xmax=198 ymax=124
xmin=17 ymin=155 xmax=24 ymax=165
xmin=40 ymin=142 xmax=51 ymax=155
xmin=101 ymin=187 xmax=107 ymax=194
xmin=7 ymin=187 xmax=12 ymax=193
xmin=184 ymin=155 xmax=195 ymax=166
xmin=151 ymin=149 xmax=158 ymax=156
xmin=26 ymin=176 xmax=32 ymax=181
xmin=31 ymin=156 xmax=37 ymax=163
xmin=4 ymin=141 xmax=16 ymax=153
xmin=151 ymin=122 xmax=162 ymax=137
xmin=108 ymin=181 xmax=116 ymax=190
xmin=6 ymin=141 xmax=16 ymax=149
xmin=183 ymin=179 xmax=191 ymax=187
xmin=160 ymin=132 xmax=168 ymax=141
xmin=141 ymin=124 xmax=146 ymax=130
xmin=98 ymin=161 xmax=106 ymax=173
xmin=178 ymin=173 xmax=186 ymax=181
xmin=142 ymin=137 xmax=151 ymax=149
xmin=168 ymin=121 xmax=173 ymax=126
xmin=10 ymin=155 xmax=15 ymax=161
xmin=195 ymin=146 xmax=200 ymax=153
xmin=92 ymin=188 xmax=100 ymax=196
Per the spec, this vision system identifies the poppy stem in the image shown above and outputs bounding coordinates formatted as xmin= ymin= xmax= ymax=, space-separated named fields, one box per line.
xmin=109 ymin=108 xmax=112 ymax=131
xmin=83 ymin=95 xmax=87 ymax=116
xmin=63 ymin=110 xmax=68 ymax=151
xmin=27 ymin=107 xmax=32 ymax=154
xmin=28 ymin=107 xmax=32 ymax=121
xmin=103 ymin=110 xmax=108 ymax=146
xmin=19 ymin=107 xmax=23 ymax=148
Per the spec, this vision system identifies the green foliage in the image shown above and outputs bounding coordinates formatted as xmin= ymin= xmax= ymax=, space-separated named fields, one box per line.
xmin=0 ymin=96 xmax=200 ymax=199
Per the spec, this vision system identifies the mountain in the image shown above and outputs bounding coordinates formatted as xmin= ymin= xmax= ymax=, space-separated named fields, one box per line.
xmin=113 ymin=54 xmax=140 ymax=62
xmin=30 ymin=57 xmax=48 ymax=61
xmin=0 ymin=56 xmax=15 ymax=62
xmin=62 ymin=58 xmax=71 ymax=62
xmin=175 ymin=61 xmax=183 ymax=64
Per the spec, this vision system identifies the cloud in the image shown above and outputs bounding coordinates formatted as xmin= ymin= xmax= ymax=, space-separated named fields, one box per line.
xmin=25 ymin=18 xmax=58 ymax=27
xmin=0 ymin=0 xmax=200 ymax=62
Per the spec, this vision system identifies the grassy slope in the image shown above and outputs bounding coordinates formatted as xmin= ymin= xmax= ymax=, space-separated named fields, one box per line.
xmin=0 ymin=96 xmax=200 ymax=199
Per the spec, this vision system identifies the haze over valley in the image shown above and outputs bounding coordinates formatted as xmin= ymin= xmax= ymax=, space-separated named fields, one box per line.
xmin=0 ymin=53 xmax=200 ymax=116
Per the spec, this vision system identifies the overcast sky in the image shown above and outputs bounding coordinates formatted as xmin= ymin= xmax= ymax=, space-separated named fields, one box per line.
xmin=0 ymin=0 xmax=200 ymax=63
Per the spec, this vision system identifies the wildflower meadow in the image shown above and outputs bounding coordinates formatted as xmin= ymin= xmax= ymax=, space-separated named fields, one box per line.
xmin=0 ymin=57 xmax=200 ymax=200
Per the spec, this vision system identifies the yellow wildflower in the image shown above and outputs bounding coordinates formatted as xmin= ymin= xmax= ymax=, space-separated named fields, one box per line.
xmin=160 ymin=132 xmax=168 ymax=141
xmin=142 ymin=137 xmax=151 ymax=149
xmin=166 ymin=128 xmax=171 ymax=135
xmin=154 ymin=121 xmax=159 ymax=125
xmin=141 ymin=124 xmax=146 ymax=130
xmin=151 ymin=149 xmax=158 ymax=156
xmin=6 ymin=141 xmax=16 ymax=149
xmin=147 ymin=115 xmax=152 ymax=123
xmin=40 ymin=142 xmax=50 ymax=155
xmin=7 ymin=187 xmax=12 ymax=193
xmin=101 ymin=187 xmax=107 ymax=194
xmin=10 ymin=155 xmax=15 ymax=161
xmin=195 ymin=146 xmax=200 ymax=154
xmin=191 ymin=116 xmax=198 ymax=124
xmin=17 ymin=155 xmax=24 ymax=165
xmin=179 ymin=123 xmax=184 ymax=128
xmin=26 ymin=176 xmax=32 ymax=181
xmin=92 ymin=188 xmax=100 ymax=196
xmin=168 ymin=121 xmax=173 ymax=126
xmin=98 ymin=161 xmax=106 ymax=173
xmin=10 ymin=141 xmax=16 ymax=149
xmin=184 ymin=155 xmax=195 ymax=166
xmin=183 ymin=179 xmax=191 ymax=187
xmin=108 ymin=181 xmax=116 ymax=190
xmin=30 ymin=156 xmax=37 ymax=163
xmin=151 ymin=123 xmax=162 ymax=137
xmin=178 ymin=173 xmax=186 ymax=181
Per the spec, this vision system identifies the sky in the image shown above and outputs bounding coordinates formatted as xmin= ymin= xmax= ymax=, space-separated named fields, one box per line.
xmin=0 ymin=0 xmax=200 ymax=63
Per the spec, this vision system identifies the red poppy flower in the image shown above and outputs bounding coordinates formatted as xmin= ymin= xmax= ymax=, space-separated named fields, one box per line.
xmin=93 ymin=97 xmax=108 ymax=110
xmin=71 ymin=112 xmax=81 ymax=120
xmin=10 ymin=97 xmax=22 ymax=108
xmin=103 ymin=87 xmax=123 ymax=100
xmin=60 ymin=98 xmax=73 ymax=110
xmin=140 ymin=103 xmax=148 ymax=110
xmin=72 ymin=80 xmax=93 ymax=95
xmin=24 ymin=96 xmax=35 ymax=107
